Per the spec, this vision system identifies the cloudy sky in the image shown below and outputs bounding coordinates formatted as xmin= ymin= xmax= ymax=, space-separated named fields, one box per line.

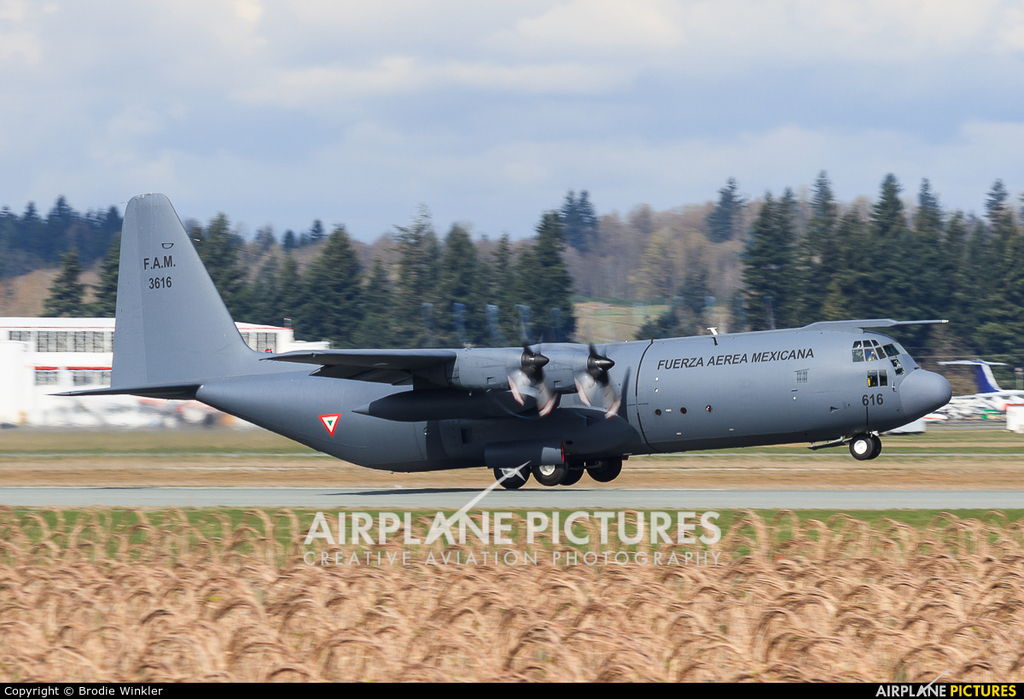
xmin=1 ymin=0 xmax=1023 ymax=240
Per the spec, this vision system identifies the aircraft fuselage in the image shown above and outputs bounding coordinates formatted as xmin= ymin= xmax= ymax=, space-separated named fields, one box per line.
xmin=195 ymin=327 xmax=950 ymax=473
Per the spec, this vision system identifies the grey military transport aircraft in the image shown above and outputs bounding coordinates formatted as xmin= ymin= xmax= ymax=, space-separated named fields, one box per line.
xmin=61 ymin=194 xmax=953 ymax=489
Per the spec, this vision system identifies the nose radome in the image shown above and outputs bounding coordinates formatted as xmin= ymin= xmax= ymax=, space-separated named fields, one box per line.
xmin=899 ymin=369 xmax=952 ymax=420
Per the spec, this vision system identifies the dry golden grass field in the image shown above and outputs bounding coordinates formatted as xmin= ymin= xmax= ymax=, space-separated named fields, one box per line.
xmin=0 ymin=508 xmax=1022 ymax=682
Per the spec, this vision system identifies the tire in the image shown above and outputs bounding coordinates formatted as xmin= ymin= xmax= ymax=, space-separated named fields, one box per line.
xmin=494 ymin=465 xmax=530 ymax=489
xmin=588 ymin=457 xmax=623 ymax=483
xmin=869 ymin=434 xmax=882 ymax=460
xmin=849 ymin=434 xmax=874 ymax=461
xmin=533 ymin=462 xmax=568 ymax=486
xmin=560 ymin=468 xmax=584 ymax=486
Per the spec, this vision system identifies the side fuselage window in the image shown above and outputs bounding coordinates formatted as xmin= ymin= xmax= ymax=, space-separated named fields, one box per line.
xmin=867 ymin=369 xmax=889 ymax=388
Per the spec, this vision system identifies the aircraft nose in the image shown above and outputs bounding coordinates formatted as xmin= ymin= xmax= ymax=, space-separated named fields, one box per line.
xmin=899 ymin=369 xmax=952 ymax=420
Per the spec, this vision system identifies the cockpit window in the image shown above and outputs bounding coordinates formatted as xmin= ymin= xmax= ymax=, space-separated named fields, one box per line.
xmin=852 ymin=339 xmax=888 ymax=363
xmin=883 ymin=343 xmax=899 ymax=358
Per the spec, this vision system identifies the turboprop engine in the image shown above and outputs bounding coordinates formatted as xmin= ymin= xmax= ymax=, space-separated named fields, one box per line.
xmin=443 ymin=344 xmax=621 ymax=418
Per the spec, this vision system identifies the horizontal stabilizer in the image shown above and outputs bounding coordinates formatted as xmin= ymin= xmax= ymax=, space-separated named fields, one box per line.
xmin=54 ymin=383 xmax=200 ymax=399
xmin=937 ymin=360 xmax=1007 ymax=366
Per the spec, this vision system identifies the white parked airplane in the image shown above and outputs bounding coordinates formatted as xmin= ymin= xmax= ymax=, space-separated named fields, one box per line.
xmin=936 ymin=360 xmax=1024 ymax=417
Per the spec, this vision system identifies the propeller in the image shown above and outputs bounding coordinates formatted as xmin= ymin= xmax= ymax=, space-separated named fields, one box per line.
xmin=574 ymin=344 xmax=621 ymax=418
xmin=507 ymin=346 xmax=558 ymax=416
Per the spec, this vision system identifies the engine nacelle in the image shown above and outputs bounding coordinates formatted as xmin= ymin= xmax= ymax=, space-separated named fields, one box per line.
xmin=447 ymin=348 xmax=530 ymax=390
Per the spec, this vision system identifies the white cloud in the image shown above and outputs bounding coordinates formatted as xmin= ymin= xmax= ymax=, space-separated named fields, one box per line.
xmin=506 ymin=0 xmax=684 ymax=54
xmin=0 ymin=0 xmax=27 ymax=21
xmin=235 ymin=0 xmax=263 ymax=23
xmin=0 ymin=29 xmax=38 ymax=63
xmin=1 ymin=0 xmax=1023 ymax=239
xmin=233 ymin=57 xmax=631 ymax=107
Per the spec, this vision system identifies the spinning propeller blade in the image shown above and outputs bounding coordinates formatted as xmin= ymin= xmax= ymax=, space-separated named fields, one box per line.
xmin=574 ymin=344 xmax=620 ymax=418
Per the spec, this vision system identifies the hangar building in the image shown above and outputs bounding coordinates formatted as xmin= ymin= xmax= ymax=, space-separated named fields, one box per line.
xmin=0 ymin=317 xmax=327 ymax=427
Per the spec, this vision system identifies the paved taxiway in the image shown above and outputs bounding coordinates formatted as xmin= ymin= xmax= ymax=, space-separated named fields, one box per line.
xmin=1 ymin=487 xmax=1023 ymax=509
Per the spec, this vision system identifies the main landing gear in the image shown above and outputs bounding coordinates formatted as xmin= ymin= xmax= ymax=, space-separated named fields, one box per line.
xmin=533 ymin=462 xmax=569 ymax=486
xmin=587 ymin=457 xmax=623 ymax=483
xmin=493 ymin=465 xmax=531 ymax=489
xmin=849 ymin=433 xmax=882 ymax=461
xmin=493 ymin=457 xmax=624 ymax=488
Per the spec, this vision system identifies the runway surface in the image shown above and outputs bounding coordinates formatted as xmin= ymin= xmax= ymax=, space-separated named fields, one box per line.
xmin=2 ymin=487 xmax=1023 ymax=509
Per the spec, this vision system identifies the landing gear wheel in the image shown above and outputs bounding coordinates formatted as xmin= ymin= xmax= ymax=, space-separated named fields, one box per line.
xmin=588 ymin=457 xmax=623 ymax=483
xmin=849 ymin=434 xmax=874 ymax=461
xmin=494 ymin=466 xmax=530 ymax=490
xmin=533 ymin=462 xmax=568 ymax=487
xmin=560 ymin=468 xmax=584 ymax=486
xmin=869 ymin=434 xmax=882 ymax=459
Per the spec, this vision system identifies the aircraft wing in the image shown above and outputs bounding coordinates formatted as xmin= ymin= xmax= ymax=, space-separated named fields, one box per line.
xmin=264 ymin=348 xmax=458 ymax=384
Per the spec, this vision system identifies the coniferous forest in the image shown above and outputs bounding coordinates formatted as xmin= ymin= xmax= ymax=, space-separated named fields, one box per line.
xmin=6 ymin=174 xmax=1024 ymax=374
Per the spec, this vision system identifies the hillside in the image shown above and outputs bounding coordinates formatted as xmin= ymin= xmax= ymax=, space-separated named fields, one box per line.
xmin=0 ymin=266 xmax=100 ymax=317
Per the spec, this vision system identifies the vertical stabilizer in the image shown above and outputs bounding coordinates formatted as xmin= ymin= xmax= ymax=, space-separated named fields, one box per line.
xmin=112 ymin=193 xmax=259 ymax=388
xmin=975 ymin=363 xmax=1002 ymax=394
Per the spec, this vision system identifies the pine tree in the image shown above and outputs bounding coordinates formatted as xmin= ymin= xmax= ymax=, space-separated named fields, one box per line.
xmin=488 ymin=233 xmax=518 ymax=345
xmin=438 ymin=224 xmax=484 ymax=346
xmin=250 ymin=256 xmax=281 ymax=326
xmin=392 ymin=209 xmax=441 ymax=347
xmin=707 ymin=178 xmax=744 ymax=243
xmin=516 ymin=212 xmax=576 ymax=342
xmin=742 ymin=191 xmax=797 ymax=329
xmin=43 ymin=248 xmax=87 ymax=317
xmin=0 ymin=208 xmax=23 ymax=279
xmin=819 ymin=211 xmax=868 ymax=320
xmin=911 ymin=179 xmax=945 ymax=322
xmin=796 ymin=171 xmax=838 ymax=320
xmin=561 ymin=190 xmax=598 ymax=252
xmin=254 ymin=225 xmax=276 ymax=253
xmin=20 ymin=202 xmax=44 ymax=262
xmin=300 ymin=225 xmax=363 ymax=347
xmin=975 ymin=180 xmax=1022 ymax=354
xmin=986 ymin=179 xmax=1018 ymax=275
xmin=277 ymin=254 xmax=305 ymax=330
xmin=962 ymin=219 xmax=990 ymax=347
xmin=866 ymin=174 xmax=915 ymax=322
xmin=679 ymin=267 xmax=711 ymax=319
xmin=943 ymin=212 xmax=969 ymax=330
xmin=975 ymin=230 xmax=1024 ymax=357
xmin=89 ymin=235 xmax=120 ymax=317
xmin=43 ymin=196 xmax=75 ymax=264
xmin=196 ymin=213 xmax=250 ymax=320
xmin=354 ymin=258 xmax=395 ymax=347
xmin=309 ymin=219 xmax=325 ymax=243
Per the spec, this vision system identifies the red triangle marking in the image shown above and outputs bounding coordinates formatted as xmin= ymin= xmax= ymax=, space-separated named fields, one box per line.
xmin=319 ymin=413 xmax=341 ymax=436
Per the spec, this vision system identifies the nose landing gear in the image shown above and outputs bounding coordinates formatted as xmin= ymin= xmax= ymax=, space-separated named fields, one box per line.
xmin=849 ymin=433 xmax=882 ymax=461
